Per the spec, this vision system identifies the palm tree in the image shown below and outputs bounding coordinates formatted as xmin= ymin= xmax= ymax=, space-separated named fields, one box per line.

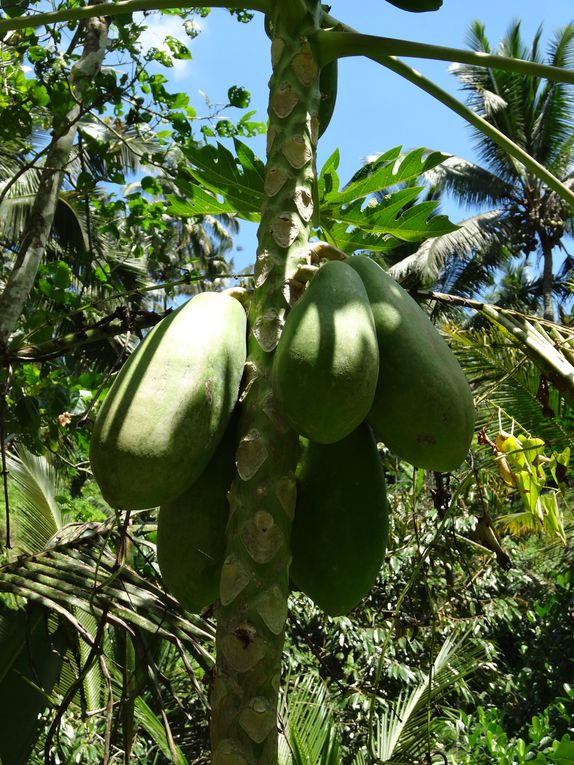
xmin=0 ymin=447 xmax=215 ymax=763
xmin=392 ymin=21 xmax=574 ymax=321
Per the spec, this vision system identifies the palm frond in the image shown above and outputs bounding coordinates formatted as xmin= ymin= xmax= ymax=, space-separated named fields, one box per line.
xmin=77 ymin=609 xmax=103 ymax=711
xmin=388 ymin=210 xmax=504 ymax=287
xmin=370 ymin=628 xmax=485 ymax=763
xmin=448 ymin=325 xmax=574 ymax=452
xmin=279 ymin=674 xmax=339 ymax=765
xmin=0 ymin=179 xmax=95 ymax=262
xmin=7 ymin=447 xmax=63 ymax=555
xmin=53 ymin=606 xmax=104 ymax=716
xmin=422 ymin=156 xmax=511 ymax=208
xmin=134 ymin=694 xmax=189 ymax=765
xmin=453 ymin=21 xmax=574 ymax=185
xmin=0 ymin=600 xmax=68 ymax=765
xmin=78 ymin=119 xmax=161 ymax=180
xmin=0 ymin=524 xmax=215 ymax=666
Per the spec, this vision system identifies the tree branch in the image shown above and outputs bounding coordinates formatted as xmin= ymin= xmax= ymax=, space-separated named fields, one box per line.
xmin=0 ymin=0 xmax=270 ymax=34
xmin=10 ymin=308 xmax=164 ymax=362
xmin=0 ymin=2 xmax=110 ymax=352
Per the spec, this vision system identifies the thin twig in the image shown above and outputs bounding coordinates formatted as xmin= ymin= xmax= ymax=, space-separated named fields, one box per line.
xmin=99 ymin=652 xmax=114 ymax=765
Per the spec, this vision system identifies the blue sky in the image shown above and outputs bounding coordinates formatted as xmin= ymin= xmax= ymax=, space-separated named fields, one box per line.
xmin=139 ymin=0 xmax=574 ymax=272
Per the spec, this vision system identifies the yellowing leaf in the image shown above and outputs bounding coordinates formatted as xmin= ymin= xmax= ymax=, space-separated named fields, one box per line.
xmin=496 ymin=455 xmax=516 ymax=487
xmin=541 ymin=493 xmax=567 ymax=546
xmin=495 ymin=432 xmax=525 ymax=469
xmin=514 ymin=470 xmax=542 ymax=516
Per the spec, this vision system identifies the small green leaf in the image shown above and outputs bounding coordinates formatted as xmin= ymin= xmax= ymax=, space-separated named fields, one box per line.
xmin=165 ymin=35 xmax=191 ymax=60
xmin=228 ymin=85 xmax=250 ymax=108
xmin=215 ymin=119 xmax=237 ymax=137
xmin=140 ymin=175 xmax=163 ymax=195
xmin=170 ymin=91 xmax=190 ymax=109
xmin=52 ymin=261 xmax=72 ymax=289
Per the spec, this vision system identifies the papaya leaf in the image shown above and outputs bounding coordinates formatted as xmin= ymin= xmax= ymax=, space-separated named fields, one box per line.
xmin=320 ymin=146 xmax=450 ymax=206
xmin=318 ymin=148 xmax=457 ymax=243
xmin=384 ymin=0 xmax=442 ymax=11
xmin=167 ymin=180 xmax=242 ymax=218
xmin=176 ymin=138 xmax=264 ymax=221
xmin=317 ymin=221 xmax=403 ymax=254
xmin=323 ymin=194 xmax=456 ymax=242
xmin=317 ymin=148 xmax=342 ymax=201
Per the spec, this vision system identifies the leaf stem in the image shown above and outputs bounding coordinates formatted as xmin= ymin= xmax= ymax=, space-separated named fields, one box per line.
xmin=313 ymin=24 xmax=574 ymax=211
xmin=0 ymin=0 xmax=270 ymax=34
xmin=384 ymin=56 xmax=574 ymax=211
xmin=316 ymin=29 xmax=574 ymax=86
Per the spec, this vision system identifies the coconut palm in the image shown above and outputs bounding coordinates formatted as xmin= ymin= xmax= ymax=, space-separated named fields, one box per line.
xmin=277 ymin=629 xmax=485 ymax=765
xmin=391 ymin=21 xmax=574 ymax=320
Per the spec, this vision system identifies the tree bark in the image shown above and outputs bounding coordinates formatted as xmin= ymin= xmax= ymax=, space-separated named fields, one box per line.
xmin=210 ymin=2 xmax=322 ymax=763
xmin=0 ymin=1 xmax=110 ymax=352
xmin=540 ymin=230 xmax=555 ymax=322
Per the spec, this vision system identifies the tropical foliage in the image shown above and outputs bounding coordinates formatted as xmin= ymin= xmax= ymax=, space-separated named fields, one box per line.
xmin=390 ymin=21 xmax=574 ymax=321
xmin=0 ymin=1 xmax=573 ymax=764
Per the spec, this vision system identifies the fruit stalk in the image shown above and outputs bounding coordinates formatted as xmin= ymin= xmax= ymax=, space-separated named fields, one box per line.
xmin=210 ymin=1 xmax=322 ymax=763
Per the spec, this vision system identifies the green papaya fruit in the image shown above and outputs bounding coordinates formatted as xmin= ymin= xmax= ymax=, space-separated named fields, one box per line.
xmin=272 ymin=260 xmax=379 ymax=444
xmin=384 ymin=0 xmax=442 ymax=12
xmin=90 ymin=291 xmax=246 ymax=510
xmin=156 ymin=416 xmax=236 ymax=614
xmin=290 ymin=423 xmax=388 ymax=616
xmin=347 ymin=255 xmax=474 ymax=471
xmin=318 ymin=59 xmax=338 ymax=138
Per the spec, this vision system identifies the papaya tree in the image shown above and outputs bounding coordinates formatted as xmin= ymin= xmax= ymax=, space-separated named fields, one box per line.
xmin=1 ymin=1 xmax=574 ymax=764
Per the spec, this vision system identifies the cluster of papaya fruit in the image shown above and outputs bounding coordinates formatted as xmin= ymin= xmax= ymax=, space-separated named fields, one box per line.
xmin=89 ymin=291 xmax=248 ymax=614
xmin=273 ymin=254 xmax=474 ymax=614
xmin=273 ymin=255 xmax=475 ymax=469
xmin=89 ymin=254 xmax=474 ymax=619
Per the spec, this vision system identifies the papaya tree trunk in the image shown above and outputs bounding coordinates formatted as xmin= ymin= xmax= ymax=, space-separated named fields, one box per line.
xmin=210 ymin=2 xmax=322 ymax=763
xmin=0 ymin=0 xmax=109 ymax=352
